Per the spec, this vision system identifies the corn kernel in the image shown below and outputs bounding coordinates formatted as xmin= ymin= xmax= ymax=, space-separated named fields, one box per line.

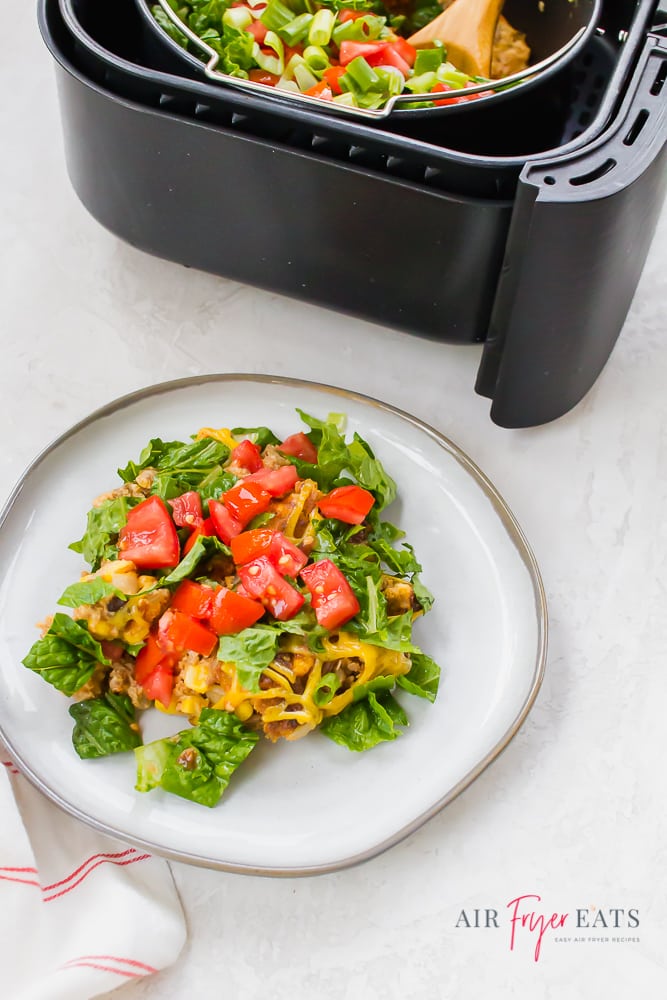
xmin=235 ymin=701 xmax=253 ymax=722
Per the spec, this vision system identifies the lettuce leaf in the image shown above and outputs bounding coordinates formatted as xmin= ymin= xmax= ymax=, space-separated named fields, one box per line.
xmin=57 ymin=578 xmax=123 ymax=609
xmin=160 ymin=534 xmax=231 ymax=585
xmin=118 ymin=437 xmax=231 ymax=495
xmin=135 ymin=709 xmax=259 ymax=807
xmin=69 ymin=496 xmax=139 ymax=571
xmin=22 ymin=614 xmax=110 ymax=696
xmin=320 ymin=690 xmax=408 ymax=751
xmin=217 ymin=626 xmax=280 ymax=692
xmin=69 ymin=693 xmax=142 ymax=759
xmin=231 ymin=425 xmax=280 ymax=448
xmin=293 ymin=409 xmax=397 ymax=509
xmin=396 ymin=652 xmax=440 ymax=703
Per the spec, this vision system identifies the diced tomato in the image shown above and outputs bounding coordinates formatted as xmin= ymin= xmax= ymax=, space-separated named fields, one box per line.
xmin=246 ymin=20 xmax=268 ymax=44
xmin=157 ymin=609 xmax=218 ymax=657
xmin=367 ymin=45 xmax=411 ymax=77
xmin=318 ymin=484 xmax=375 ymax=524
xmin=170 ymin=580 xmax=216 ymax=619
xmin=248 ymin=69 xmax=280 ymax=86
xmin=182 ymin=515 xmax=217 ymax=555
xmin=141 ymin=666 xmax=174 ymax=708
xmin=135 ymin=633 xmax=176 ymax=684
xmin=338 ymin=41 xmax=384 ymax=66
xmin=243 ymin=464 xmax=298 ymax=497
xmin=278 ymin=432 xmax=318 ymax=464
xmin=431 ymin=83 xmax=494 ymax=105
xmin=303 ymin=81 xmax=334 ymax=101
xmin=269 ymin=533 xmax=308 ymax=577
xmin=300 ymin=559 xmax=360 ymax=629
xmin=391 ymin=36 xmax=417 ymax=67
xmin=322 ymin=65 xmax=347 ymax=96
xmin=338 ymin=9 xmax=365 ymax=21
xmin=230 ymin=527 xmax=274 ymax=565
xmin=169 ymin=491 xmax=204 ymax=529
xmin=118 ymin=496 xmax=180 ymax=569
xmin=222 ymin=481 xmax=272 ymax=527
xmin=231 ymin=528 xmax=308 ymax=576
xmin=239 ymin=557 xmax=305 ymax=620
xmin=230 ymin=438 xmax=264 ymax=472
xmin=209 ymin=588 xmax=265 ymax=635
xmin=208 ymin=499 xmax=243 ymax=544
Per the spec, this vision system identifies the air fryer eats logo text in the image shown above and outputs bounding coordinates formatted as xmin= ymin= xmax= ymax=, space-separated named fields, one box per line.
xmin=455 ymin=895 xmax=640 ymax=962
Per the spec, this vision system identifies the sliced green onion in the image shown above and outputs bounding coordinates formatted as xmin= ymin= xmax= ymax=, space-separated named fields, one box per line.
xmin=279 ymin=12 xmax=313 ymax=45
xmin=302 ymin=45 xmax=330 ymax=72
xmin=223 ymin=6 xmax=253 ymax=30
xmin=374 ymin=65 xmax=404 ymax=97
xmin=343 ymin=56 xmax=380 ymax=93
xmin=332 ymin=91 xmax=358 ymax=107
xmin=413 ymin=46 xmax=444 ymax=75
xmin=276 ymin=78 xmax=301 ymax=92
xmin=260 ymin=0 xmax=295 ymax=33
xmin=436 ymin=63 xmax=470 ymax=88
xmin=282 ymin=52 xmax=307 ymax=81
xmin=253 ymin=31 xmax=285 ymax=75
xmin=293 ymin=62 xmax=319 ymax=91
xmin=332 ymin=14 xmax=385 ymax=45
xmin=404 ymin=70 xmax=438 ymax=93
xmin=313 ymin=673 xmax=340 ymax=707
xmin=308 ymin=8 xmax=335 ymax=46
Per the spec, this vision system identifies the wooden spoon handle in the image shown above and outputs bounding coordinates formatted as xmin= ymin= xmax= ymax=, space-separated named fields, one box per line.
xmin=408 ymin=0 xmax=505 ymax=78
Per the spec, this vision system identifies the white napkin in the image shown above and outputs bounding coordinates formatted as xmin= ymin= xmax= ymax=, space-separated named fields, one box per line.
xmin=0 ymin=740 xmax=186 ymax=1000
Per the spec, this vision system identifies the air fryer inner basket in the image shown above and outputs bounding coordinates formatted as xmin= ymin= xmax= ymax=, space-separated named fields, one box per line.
xmin=64 ymin=0 xmax=653 ymax=170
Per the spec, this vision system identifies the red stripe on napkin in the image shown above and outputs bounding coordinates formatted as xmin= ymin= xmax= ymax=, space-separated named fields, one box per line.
xmin=0 ymin=873 xmax=41 ymax=887
xmin=43 ymin=852 xmax=152 ymax=902
xmin=61 ymin=954 xmax=158 ymax=974
xmin=58 ymin=959 xmax=146 ymax=979
xmin=0 ymin=851 xmax=151 ymax=899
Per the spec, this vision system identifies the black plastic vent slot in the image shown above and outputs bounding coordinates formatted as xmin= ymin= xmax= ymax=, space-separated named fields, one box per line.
xmin=569 ymin=157 xmax=617 ymax=185
xmin=651 ymin=58 xmax=667 ymax=94
xmin=623 ymin=108 xmax=649 ymax=144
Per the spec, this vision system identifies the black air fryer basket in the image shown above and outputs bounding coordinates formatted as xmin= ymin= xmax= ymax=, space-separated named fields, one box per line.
xmin=42 ymin=0 xmax=667 ymax=426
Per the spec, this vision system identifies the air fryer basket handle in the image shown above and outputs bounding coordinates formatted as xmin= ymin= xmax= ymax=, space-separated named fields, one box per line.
xmin=475 ymin=31 xmax=667 ymax=428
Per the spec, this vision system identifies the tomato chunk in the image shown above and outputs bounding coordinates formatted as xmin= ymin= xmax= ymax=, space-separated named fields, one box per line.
xmin=169 ymin=491 xmax=204 ymax=529
xmin=230 ymin=529 xmax=307 ymax=577
xmin=170 ymin=580 xmax=215 ymax=619
xmin=182 ymin=515 xmax=217 ymax=555
xmin=300 ymin=559 xmax=360 ymax=630
xmin=239 ymin=557 xmax=305 ymax=620
xmin=317 ymin=484 xmax=375 ymax=525
xmin=338 ymin=41 xmax=384 ymax=66
xmin=243 ymin=465 xmax=298 ymax=496
xmin=141 ymin=666 xmax=174 ymax=708
xmin=135 ymin=633 xmax=169 ymax=684
xmin=118 ymin=496 xmax=180 ymax=569
xmin=157 ymin=609 xmax=218 ymax=657
xmin=278 ymin=432 xmax=318 ymax=464
xmin=222 ymin=481 xmax=272 ymax=527
xmin=209 ymin=588 xmax=265 ymax=635
xmin=208 ymin=499 xmax=243 ymax=544
xmin=230 ymin=438 xmax=263 ymax=472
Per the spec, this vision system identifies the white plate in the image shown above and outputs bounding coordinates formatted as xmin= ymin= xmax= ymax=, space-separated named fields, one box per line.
xmin=0 ymin=375 xmax=546 ymax=875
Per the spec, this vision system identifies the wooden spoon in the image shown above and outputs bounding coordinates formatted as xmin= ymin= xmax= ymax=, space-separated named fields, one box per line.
xmin=408 ymin=0 xmax=505 ymax=78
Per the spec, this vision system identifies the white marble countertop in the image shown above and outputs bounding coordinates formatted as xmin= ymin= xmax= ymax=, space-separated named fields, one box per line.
xmin=3 ymin=6 xmax=667 ymax=998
